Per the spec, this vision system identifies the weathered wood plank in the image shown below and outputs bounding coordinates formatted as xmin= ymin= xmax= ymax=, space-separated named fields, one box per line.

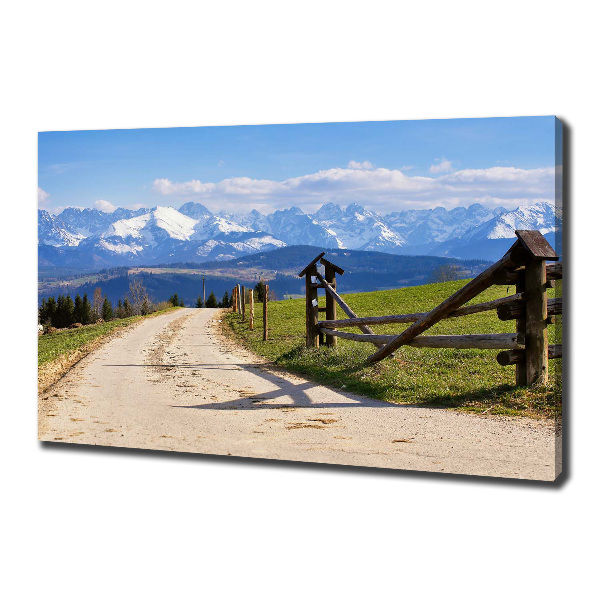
xmin=546 ymin=262 xmax=562 ymax=280
xmin=319 ymin=294 xmax=525 ymax=329
xmin=305 ymin=268 xmax=319 ymax=348
xmin=241 ymin=285 xmax=246 ymax=321
xmin=315 ymin=272 xmax=384 ymax=348
xmin=324 ymin=263 xmax=337 ymax=347
xmin=515 ymin=272 xmax=527 ymax=385
xmin=515 ymin=230 xmax=559 ymax=260
xmin=320 ymin=329 xmax=525 ymax=349
xmin=320 ymin=256 xmax=345 ymax=275
xmin=497 ymin=344 xmax=562 ymax=366
xmin=495 ymin=261 xmax=562 ymax=285
xmin=298 ymin=252 xmax=326 ymax=277
xmin=367 ymin=248 xmax=524 ymax=363
xmin=497 ymin=297 xmax=562 ymax=321
xmin=263 ymin=284 xmax=269 ymax=341
xmin=525 ymin=260 xmax=549 ymax=385
xmin=249 ymin=289 xmax=254 ymax=330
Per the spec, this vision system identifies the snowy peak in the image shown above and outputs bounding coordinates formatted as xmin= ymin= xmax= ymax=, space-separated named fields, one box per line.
xmin=178 ymin=201 xmax=212 ymax=220
xmin=38 ymin=200 xmax=560 ymax=266
xmin=460 ymin=202 xmax=559 ymax=242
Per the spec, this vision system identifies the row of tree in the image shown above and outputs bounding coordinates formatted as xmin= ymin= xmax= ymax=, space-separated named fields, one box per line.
xmin=194 ymin=282 xmax=270 ymax=309
xmin=195 ymin=290 xmax=231 ymax=308
xmin=39 ymin=281 xmax=185 ymax=330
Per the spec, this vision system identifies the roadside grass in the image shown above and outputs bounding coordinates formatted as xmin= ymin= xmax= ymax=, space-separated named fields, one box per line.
xmin=224 ymin=279 xmax=561 ymax=419
xmin=38 ymin=306 xmax=181 ymax=366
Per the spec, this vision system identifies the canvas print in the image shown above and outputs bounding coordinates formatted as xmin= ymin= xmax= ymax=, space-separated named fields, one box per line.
xmin=38 ymin=117 xmax=563 ymax=480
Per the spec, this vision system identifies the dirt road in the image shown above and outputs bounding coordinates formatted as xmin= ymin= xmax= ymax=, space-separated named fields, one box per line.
xmin=39 ymin=308 xmax=560 ymax=480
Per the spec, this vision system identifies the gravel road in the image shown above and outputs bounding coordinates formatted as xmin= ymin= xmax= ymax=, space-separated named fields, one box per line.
xmin=39 ymin=308 xmax=560 ymax=480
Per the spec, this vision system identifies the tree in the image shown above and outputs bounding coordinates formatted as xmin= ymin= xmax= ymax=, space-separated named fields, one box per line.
xmin=115 ymin=299 xmax=124 ymax=319
xmin=55 ymin=295 xmax=74 ymax=328
xmin=221 ymin=291 xmax=230 ymax=308
xmin=122 ymin=298 xmax=133 ymax=317
xmin=82 ymin=293 xmax=93 ymax=324
xmin=102 ymin=297 xmax=113 ymax=321
xmin=205 ymin=291 xmax=218 ymax=308
xmin=93 ymin=287 xmax=103 ymax=321
xmin=168 ymin=293 xmax=181 ymax=307
xmin=73 ymin=294 xmax=84 ymax=323
xmin=254 ymin=280 xmax=267 ymax=302
xmin=127 ymin=279 xmax=150 ymax=316
xmin=429 ymin=263 xmax=463 ymax=283
xmin=196 ymin=295 xmax=204 ymax=308
xmin=39 ymin=297 xmax=57 ymax=326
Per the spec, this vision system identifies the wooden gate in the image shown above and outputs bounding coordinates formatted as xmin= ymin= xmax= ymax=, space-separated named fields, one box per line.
xmin=298 ymin=230 xmax=562 ymax=387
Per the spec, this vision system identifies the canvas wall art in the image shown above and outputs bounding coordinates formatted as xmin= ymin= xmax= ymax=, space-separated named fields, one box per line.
xmin=38 ymin=117 xmax=563 ymax=480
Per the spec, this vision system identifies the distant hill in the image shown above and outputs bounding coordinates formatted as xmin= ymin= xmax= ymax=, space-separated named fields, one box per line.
xmin=39 ymin=245 xmax=492 ymax=307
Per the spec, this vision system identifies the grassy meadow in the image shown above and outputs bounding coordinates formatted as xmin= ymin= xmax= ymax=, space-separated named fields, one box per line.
xmin=38 ymin=306 xmax=181 ymax=366
xmin=224 ymin=279 xmax=562 ymax=419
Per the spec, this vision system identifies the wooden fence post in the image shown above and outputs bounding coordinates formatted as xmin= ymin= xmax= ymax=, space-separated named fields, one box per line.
xmin=263 ymin=284 xmax=269 ymax=341
xmin=241 ymin=285 xmax=246 ymax=321
xmin=237 ymin=284 xmax=242 ymax=314
xmin=232 ymin=287 xmax=237 ymax=312
xmin=324 ymin=263 xmax=337 ymax=347
xmin=524 ymin=260 xmax=549 ymax=385
xmin=249 ymin=289 xmax=254 ymax=330
xmin=515 ymin=271 xmax=527 ymax=386
xmin=305 ymin=266 xmax=319 ymax=348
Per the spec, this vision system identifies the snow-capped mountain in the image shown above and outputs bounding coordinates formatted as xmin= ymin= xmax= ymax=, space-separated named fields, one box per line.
xmin=434 ymin=202 xmax=561 ymax=259
xmin=385 ymin=203 xmax=508 ymax=246
xmin=313 ymin=203 xmax=407 ymax=251
xmin=38 ymin=201 xmax=561 ymax=268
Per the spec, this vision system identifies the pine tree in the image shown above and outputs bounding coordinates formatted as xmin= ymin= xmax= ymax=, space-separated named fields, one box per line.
xmin=82 ymin=293 xmax=93 ymax=324
xmin=196 ymin=295 xmax=204 ymax=308
xmin=254 ymin=280 xmax=266 ymax=302
xmin=123 ymin=298 xmax=133 ymax=317
xmin=221 ymin=291 xmax=230 ymax=308
xmin=168 ymin=294 xmax=180 ymax=307
xmin=205 ymin=291 xmax=218 ymax=308
xmin=56 ymin=295 xmax=74 ymax=328
xmin=73 ymin=294 xmax=84 ymax=323
xmin=116 ymin=299 xmax=124 ymax=319
xmin=102 ymin=297 xmax=113 ymax=321
xmin=39 ymin=296 xmax=57 ymax=326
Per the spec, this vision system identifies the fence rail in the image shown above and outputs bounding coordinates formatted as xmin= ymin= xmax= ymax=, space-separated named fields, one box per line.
xmin=298 ymin=230 xmax=562 ymax=387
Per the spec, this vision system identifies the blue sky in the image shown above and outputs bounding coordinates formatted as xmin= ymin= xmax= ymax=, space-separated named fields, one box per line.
xmin=38 ymin=116 xmax=559 ymax=215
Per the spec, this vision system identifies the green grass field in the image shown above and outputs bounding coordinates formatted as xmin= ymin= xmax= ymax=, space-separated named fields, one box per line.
xmin=38 ymin=307 xmax=181 ymax=366
xmin=225 ymin=280 xmax=561 ymax=419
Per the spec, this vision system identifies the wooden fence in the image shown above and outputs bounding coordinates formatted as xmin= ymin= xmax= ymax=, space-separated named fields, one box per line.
xmin=298 ymin=230 xmax=562 ymax=387
xmin=231 ymin=283 xmax=269 ymax=341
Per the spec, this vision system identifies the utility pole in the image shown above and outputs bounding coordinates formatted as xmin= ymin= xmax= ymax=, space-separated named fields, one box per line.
xmin=202 ymin=275 xmax=205 ymax=308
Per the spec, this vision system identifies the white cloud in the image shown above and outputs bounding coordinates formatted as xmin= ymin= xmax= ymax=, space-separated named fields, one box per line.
xmin=430 ymin=157 xmax=453 ymax=173
xmin=38 ymin=187 xmax=50 ymax=207
xmin=347 ymin=160 xmax=374 ymax=170
xmin=126 ymin=203 xmax=147 ymax=211
xmin=95 ymin=199 xmax=117 ymax=213
xmin=152 ymin=165 xmax=555 ymax=214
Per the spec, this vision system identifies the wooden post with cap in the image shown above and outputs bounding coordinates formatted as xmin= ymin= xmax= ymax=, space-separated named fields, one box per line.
xmin=320 ymin=256 xmax=344 ymax=347
xmin=515 ymin=230 xmax=559 ymax=386
xmin=298 ymin=252 xmax=325 ymax=348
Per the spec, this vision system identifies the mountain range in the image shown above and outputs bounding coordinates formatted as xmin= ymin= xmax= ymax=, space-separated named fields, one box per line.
xmin=38 ymin=201 xmax=561 ymax=270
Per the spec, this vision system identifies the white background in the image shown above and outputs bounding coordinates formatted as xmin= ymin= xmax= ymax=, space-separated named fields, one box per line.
xmin=2 ymin=1 xmax=598 ymax=598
